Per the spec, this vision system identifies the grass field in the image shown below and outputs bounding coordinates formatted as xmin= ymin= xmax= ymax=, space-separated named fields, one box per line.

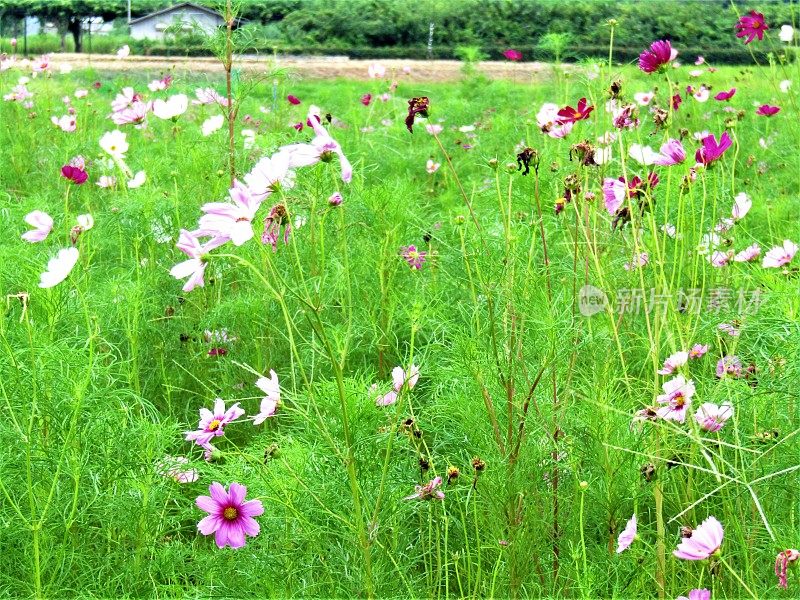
xmin=1 ymin=51 xmax=799 ymax=599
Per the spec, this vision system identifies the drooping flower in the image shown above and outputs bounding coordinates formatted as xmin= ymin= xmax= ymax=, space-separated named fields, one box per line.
xmin=734 ymin=243 xmax=761 ymax=262
xmin=673 ymin=516 xmax=723 ymax=560
xmin=375 ymin=389 xmax=398 ymax=407
xmin=638 ymin=40 xmax=674 ymax=73
xmin=152 ymin=94 xmax=188 ymax=120
xmin=695 ymin=402 xmax=733 ymax=432
xmin=689 ymin=344 xmax=708 ymax=359
xmin=170 ymin=229 xmax=226 ymax=292
xmin=695 ymin=132 xmax=732 ymax=166
xmin=656 ymin=375 xmax=695 ymax=423
xmin=253 ymin=371 xmax=280 ymax=425
xmin=185 ymin=398 xmax=245 ymax=447
xmin=653 ymin=139 xmax=686 ymax=166
xmin=196 ymin=482 xmax=264 ymax=549
xmin=328 ymin=191 xmax=343 ymax=206
xmin=158 ymin=456 xmax=199 ymax=484
xmin=405 ymin=96 xmax=430 ymax=133
xmin=716 ymin=355 xmax=743 ymax=378
xmin=658 ymin=351 xmax=689 ymax=375
xmin=198 ymin=180 xmax=262 ymax=246
xmin=401 ymin=245 xmax=426 ymax=270
xmin=556 ymin=97 xmax=594 ymax=124
xmin=735 ymin=10 xmax=769 ymax=45
xmin=405 ymin=477 xmax=445 ymax=500
xmin=360 ymin=93 xmax=372 ymax=106
xmin=261 ymin=204 xmax=292 ymax=251
xmin=503 ymin=49 xmax=522 ymax=61
xmin=39 ymin=247 xmax=80 ymax=288
xmin=21 ymin=210 xmax=53 ymax=243
xmin=616 ymin=514 xmax=637 ymax=553
xmin=756 ymin=104 xmax=780 ymax=117
xmin=775 ymin=549 xmax=800 ymax=589
xmin=714 ymin=88 xmax=736 ymax=101
xmin=676 ymin=589 xmax=711 ymax=600
xmin=762 ymin=240 xmax=798 ymax=268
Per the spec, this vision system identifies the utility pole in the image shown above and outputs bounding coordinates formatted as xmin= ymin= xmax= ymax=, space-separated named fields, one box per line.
xmin=127 ymin=0 xmax=131 ymax=25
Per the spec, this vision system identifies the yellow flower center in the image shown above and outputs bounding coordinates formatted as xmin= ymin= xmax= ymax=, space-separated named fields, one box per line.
xmin=208 ymin=419 xmax=222 ymax=431
xmin=223 ymin=507 xmax=238 ymax=521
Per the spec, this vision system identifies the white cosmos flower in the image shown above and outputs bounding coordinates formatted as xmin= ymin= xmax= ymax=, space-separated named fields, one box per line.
xmin=779 ymin=25 xmax=795 ymax=43
xmin=201 ymin=114 xmax=225 ymax=136
xmin=116 ymin=45 xmax=130 ymax=58
xmin=39 ymin=247 xmax=79 ymax=288
xmin=128 ymin=171 xmax=146 ymax=189
xmin=780 ymin=79 xmax=792 ymax=93
xmin=152 ymin=94 xmax=188 ymax=120
xmin=99 ymin=130 xmax=128 ymax=160
xmin=76 ymin=214 xmax=94 ymax=230
xmin=628 ymin=144 xmax=658 ymax=166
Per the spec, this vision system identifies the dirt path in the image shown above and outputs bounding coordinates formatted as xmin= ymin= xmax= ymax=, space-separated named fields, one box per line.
xmin=52 ymin=53 xmax=567 ymax=82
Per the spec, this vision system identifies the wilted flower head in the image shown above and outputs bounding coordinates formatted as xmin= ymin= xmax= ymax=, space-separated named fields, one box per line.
xmin=261 ymin=204 xmax=291 ymax=251
xmin=673 ymin=516 xmax=723 ymax=560
xmin=406 ymin=96 xmax=430 ymax=133
xmin=616 ymin=514 xmax=637 ymax=553
xmin=735 ymin=10 xmax=768 ymax=45
xmin=196 ymin=482 xmax=264 ymax=549
xmin=405 ymin=477 xmax=445 ymax=500
xmin=775 ymin=549 xmax=800 ymax=589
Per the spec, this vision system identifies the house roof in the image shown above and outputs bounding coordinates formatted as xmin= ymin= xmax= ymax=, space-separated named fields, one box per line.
xmin=129 ymin=2 xmax=224 ymax=26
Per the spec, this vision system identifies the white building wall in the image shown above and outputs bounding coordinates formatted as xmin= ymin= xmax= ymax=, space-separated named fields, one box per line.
xmin=130 ymin=9 xmax=223 ymax=41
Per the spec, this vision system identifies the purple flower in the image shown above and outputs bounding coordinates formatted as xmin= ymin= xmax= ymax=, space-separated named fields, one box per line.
xmin=677 ymin=589 xmax=711 ymax=600
xmin=616 ymin=514 xmax=637 ymax=553
xmin=639 ymin=40 xmax=674 ymax=73
xmin=405 ymin=477 xmax=445 ymax=500
xmin=653 ymin=138 xmax=686 ymax=166
xmin=714 ymin=88 xmax=736 ymax=101
xmin=756 ymin=104 xmax=780 ymax=117
xmin=185 ymin=398 xmax=245 ymax=447
xmin=695 ymin=132 xmax=732 ymax=166
xmin=61 ymin=164 xmax=88 ymax=185
xmin=401 ymin=245 xmax=426 ymax=270
xmin=735 ymin=10 xmax=769 ymax=45
xmin=196 ymin=482 xmax=264 ymax=549
xmin=602 ymin=177 xmax=626 ymax=215
xmin=673 ymin=516 xmax=724 ymax=560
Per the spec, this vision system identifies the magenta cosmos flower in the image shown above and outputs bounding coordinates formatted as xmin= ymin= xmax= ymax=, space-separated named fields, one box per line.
xmin=653 ymin=138 xmax=686 ymax=166
xmin=776 ymin=549 xmax=800 ymax=589
xmin=695 ymin=132 xmax=732 ymax=166
xmin=762 ymin=240 xmax=798 ymax=268
xmin=714 ymin=88 xmax=736 ymax=101
xmin=656 ymin=375 xmax=695 ymax=423
xmin=616 ymin=514 xmax=637 ymax=553
xmin=503 ymin=49 xmax=522 ymax=61
xmin=639 ymin=40 xmax=674 ymax=73
xmin=556 ymin=97 xmax=594 ymax=124
xmin=677 ymin=590 xmax=711 ymax=600
xmin=287 ymin=94 xmax=301 ymax=105
xmin=196 ymin=482 xmax=264 ymax=549
xmin=756 ymin=104 xmax=780 ymax=116
xmin=674 ymin=516 xmax=723 ymax=560
xmin=695 ymin=402 xmax=733 ymax=432
xmin=735 ymin=10 xmax=769 ymax=45
xmin=61 ymin=164 xmax=88 ymax=184
xmin=405 ymin=477 xmax=445 ymax=500
xmin=185 ymin=398 xmax=245 ymax=447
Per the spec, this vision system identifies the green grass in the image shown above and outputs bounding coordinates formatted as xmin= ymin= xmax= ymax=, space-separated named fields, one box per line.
xmin=1 ymin=58 xmax=799 ymax=599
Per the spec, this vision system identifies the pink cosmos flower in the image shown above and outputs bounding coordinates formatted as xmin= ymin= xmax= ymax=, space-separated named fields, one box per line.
xmin=756 ymin=104 xmax=780 ymax=117
xmin=368 ymin=63 xmax=386 ymax=78
xmin=735 ymin=10 xmax=769 ymax=45
xmin=716 ymin=355 xmax=743 ymax=378
xmin=21 ymin=210 xmax=53 ymax=243
xmin=3 ymin=84 xmax=32 ymax=102
xmin=556 ymin=98 xmax=594 ymax=124
xmin=718 ymin=322 xmax=739 ymax=337
xmin=673 ymin=516 xmax=723 ymax=560
xmin=709 ymin=250 xmax=733 ymax=268
xmin=185 ymin=398 xmax=244 ymax=447
xmin=653 ymin=138 xmax=686 ymax=166
xmin=401 ymin=245 xmax=426 ymax=270
xmin=405 ymin=477 xmax=445 ymax=500
xmin=695 ymin=56 xmax=705 ymax=65
xmin=732 ymin=192 xmax=752 ymax=220
xmin=328 ymin=191 xmax=343 ymax=206
xmin=776 ymin=549 xmax=800 ymax=589
xmin=624 ymin=252 xmax=649 ymax=271
xmin=602 ymin=178 xmax=627 ymax=215
xmin=426 ymin=159 xmax=440 ymax=174
xmin=31 ymin=54 xmax=51 ymax=73
xmin=51 ymin=114 xmax=76 ymax=132
xmin=639 ymin=40 xmax=674 ymax=73
xmin=734 ymin=243 xmax=761 ymax=262
xmin=61 ymin=164 xmax=88 ymax=185
xmin=714 ymin=88 xmax=736 ymax=101
xmin=111 ymin=101 xmax=150 ymax=126
xmin=110 ymin=87 xmax=141 ymax=112
xmin=503 ymin=49 xmax=522 ymax=61
xmin=170 ymin=229 xmax=227 ymax=292
xmin=375 ymin=389 xmax=398 ymax=407
xmin=287 ymin=94 xmax=301 ymax=105
xmin=253 ymin=370 xmax=280 ymax=425
xmin=245 ymin=152 xmax=295 ymax=201
xmin=616 ymin=514 xmax=637 ymax=553
xmin=158 ymin=456 xmax=199 ymax=484
xmin=39 ymin=247 xmax=79 ymax=288
xmin=278 ymin=109 xmax=353 ymax=183
xmin=658 ymin=351 xmax=689 ymax=375
xmin=196 ymin=482 xmax=264 ymax=549
xmin=677 ymin=590 xmax=711 ymax=600
xmin=695 ymin=402 xmax=733 ymax=432
xmin=392 ymin=365 xmax=420 ymax=391
xmin=198 ymin=180 xmax=262 ymax=246
xmin=425 ymin=124 xmax=443 ymax=135
xmin=147 ymin=75 xmax=172 ymax=92
xmin=689 ymin=344 xmax=708 ymax=359
xmin=656 ymin=375 xmax=695 ymax=423
xmin=762 ymin=240 xmax=798 ymax=268
xmin=692 ymin=86 xmax=710 ymax=102
xmin=193 ymin=87 xmax=229 ymax=107
xmin=360 ymin=93 xmax=372 ymax=106
xmin=695 ymin=132 xmax=732 ymax=166
xmin=633 ymin=92 xmax=653 ymax=105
